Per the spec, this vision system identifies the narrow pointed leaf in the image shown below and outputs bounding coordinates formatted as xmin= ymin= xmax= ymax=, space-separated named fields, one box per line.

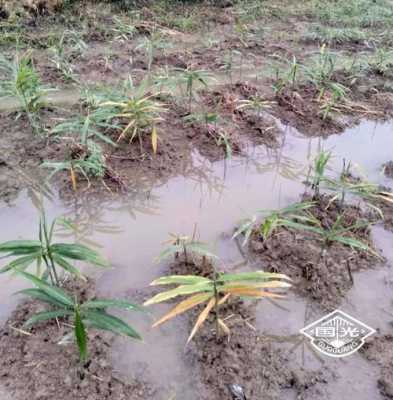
xmin=220 ymin=280 xmax=291 ymax=291
xmin=218 ymin=318 xmax=230 ymax=336
xmin=0 ymin=240 xmax=42 ymax=255
xmin=84 ymin=310 xmax=142 ymax=340
xmin=150 ymin=275 xmax=211 ymax=286
xmin=51 ymin=243 xmax=109 ymax=267
xmin=24 ymin=310 xmax=73 ymax=327
xmin=18 ymin=271 xmax=74 ymax=307
xmin=0 ymin=240 xmax=42 ymax=252
xmin=51 ymin=253 xmax=85 ymax=280
xmin=218 ymin=271 xmax=292 ymax=283
xmin=0 ymin=253 xmax=41 ymax=273
xmin=82 ymin=299 xmax=145 ymax=312
xmin=75 ymin=308 xmax=88 ymax=362
xmin=222 ymin=287 xmax=284 ymax=298
xmin=155 ymin=245 xmax=183 ymax=262
xmin=15 ymin=288 xmax=68 ymax=307
xmin=144 ymin=282 xmax=214 ymax=306
xmin=152 ymin=292 xmax=212 ymax=328
xmin=187 ymin=297 xmax=216 ymax=344
xmin=151 ymin=126 xmax=158 ymax=154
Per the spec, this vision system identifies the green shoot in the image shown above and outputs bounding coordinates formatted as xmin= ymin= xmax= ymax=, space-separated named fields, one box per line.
xmin=0 ymin=209 xmax=109 ymax=285
xmin=18 ymin=271 xmax=143 ymax=362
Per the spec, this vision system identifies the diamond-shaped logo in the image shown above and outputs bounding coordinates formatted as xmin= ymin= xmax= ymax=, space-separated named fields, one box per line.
xmin=300 ymin=309 xmax=375 ymax=358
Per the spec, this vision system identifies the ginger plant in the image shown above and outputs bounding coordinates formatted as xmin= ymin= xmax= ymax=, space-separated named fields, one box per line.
xmin=18 ymin=271 xmax=143 ymax=362
xmin=0 ymin=210 xmax=108 ymax=286
xmin=144 ymin=270 xmax=291 ymax=343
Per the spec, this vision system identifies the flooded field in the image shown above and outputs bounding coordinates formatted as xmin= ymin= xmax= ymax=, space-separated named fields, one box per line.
xmin=1 ymin=118 xmax=393 ymax=399
xmin=2 ymin=0 xmax=393 ymax=399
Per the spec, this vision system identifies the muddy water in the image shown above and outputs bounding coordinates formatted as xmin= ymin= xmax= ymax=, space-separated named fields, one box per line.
xmin=1 ymin=119 xmax=393 ymax=398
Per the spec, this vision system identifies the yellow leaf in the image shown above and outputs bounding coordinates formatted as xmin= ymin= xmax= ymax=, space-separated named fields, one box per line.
xmin=187 ymin=297 xmax=216 ymax=344
xmin=218 ymin=318 xmax=230 ymax=336
xmin=152 ymin=293 xmax=212 ymax=328
xmin=223 ymin=287 xmax=285 ymax=298
xmin=218 ymin=293 xmax=231 ymax=305
xmin=70 ymin=167 xmax=77 ymax=192
xmin=151 ymin=126 xmax=158 ymax=154
xmin=221 ymin=281 xmax=291 ymax=291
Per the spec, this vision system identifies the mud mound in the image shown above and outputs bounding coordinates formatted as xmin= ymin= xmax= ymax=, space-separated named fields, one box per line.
xmin=0 ymin=280 xmax=154 ymax=400
xmin=185 ymin=300 xmax=329 ymax=400
xmin=245 ymin=195 xmax=378 ymax=309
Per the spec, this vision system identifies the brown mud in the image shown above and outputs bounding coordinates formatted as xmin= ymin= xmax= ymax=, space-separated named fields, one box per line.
xmin=1 ymin=1 xmax=393 ymax=399
xmin=165 ymin=258 xmax=331 ymax=400
xmin=0 ymin=279 xmax=155 ymax=400
xmin=362 ymin=335 xmax=393 ymax=399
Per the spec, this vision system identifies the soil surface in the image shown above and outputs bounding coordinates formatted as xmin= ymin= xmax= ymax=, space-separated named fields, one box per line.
xmin=1 ymin=0 xmax=393 ymax=398
xmin=1 ymin=0 xmax=393 ymax=201
xmin=0 ymin=280 xmax=155 ymax=400
xmin=165 ymin=258 xmax=331 ymax=400
xmin=362 ymin=334 xmax=393 ymax=399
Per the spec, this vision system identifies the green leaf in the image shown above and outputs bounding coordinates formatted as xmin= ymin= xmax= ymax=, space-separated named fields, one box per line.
xmin=144 ymin=282 xmax=214 ymax=306
xmin=24 ymin=310 xmax=73 ymax=327
xmin=155 ymin=245 xmax=183 ymax=262
xmin=0 ymin=240 xmax=42 ymax=255
xmin=51 ymin=243 xmax=109 ymax=267
xmin=75 ymin=308 xmax=88 ymax=362
xmin=51 ymin=253 xmax=85 ymax=280
xmin=150 ymin=275 xmax=211 ymax=286
xmin=84 ymin=310 xmax=142 ymax=340
xmin=0 ymin=253 xmax=41 ymax=273
xmin=81 ymin=299 xmax=145 ymax=312
xmin=333 ymin=235 xmax=377 ymax=255
xmin=232 ymin=217 xmax=256 ymax=246
xmin=18 ymin=271 xmax=74 ymax=307
xmin=15 ymin=288 xmax=68 ymax=307
xmin=218 ymin=271 xmax=292 ymax=283
xmin=186 ymin=242 xmax=218 ymax=258
xmin=280 ymin=219 xmax=322 ymax=235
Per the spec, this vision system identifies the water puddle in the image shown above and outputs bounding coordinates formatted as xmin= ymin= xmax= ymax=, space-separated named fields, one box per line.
xmin=1 ymin=119 xmax=393 ymax=397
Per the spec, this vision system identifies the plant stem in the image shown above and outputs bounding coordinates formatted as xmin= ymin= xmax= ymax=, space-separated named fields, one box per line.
xmin=213 ymin=274 xmax=220 ymax=342
xmin=42 ymin=254 xmax=56 ymax=285
xmin=183 ymin=242 xmax=188 ymax=264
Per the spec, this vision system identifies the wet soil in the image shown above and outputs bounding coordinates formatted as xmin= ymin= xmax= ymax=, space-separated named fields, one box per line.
xmin=166 ymin=258 xmax=331 ymax=400
xmin=244 ymin=195 xmax=379 ymax=310
xmin=1 ymin=1 xmax=393 ymax=201
xmin=362 ymin=335 xmax=393 ymax=399
xmin=1 ymin=1 xmax=393 ymax=398
xmin=187 ymin=301 xmax=330 ymax=400
xmin=0 ymin=109 xmax=65 ymax=203
xmin=384 ymin=161 xmax=393 ymax=179
xmin=372 ymin=190 xmax=393 ymax=233
xmin=0 ymin=279 xmax=155 ymax=400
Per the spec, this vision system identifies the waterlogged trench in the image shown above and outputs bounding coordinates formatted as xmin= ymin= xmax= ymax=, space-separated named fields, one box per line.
xmin=1 ymin=120 xmax=393 ymax=399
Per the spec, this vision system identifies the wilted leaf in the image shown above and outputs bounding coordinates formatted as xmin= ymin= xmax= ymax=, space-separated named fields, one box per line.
xmin=187 ymin=297 xmax=216 ymax=344
xmin=152 ymin=292 xmax=212 ymax=327
xmin=144 ymin=282 xmax=214 ymax=306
